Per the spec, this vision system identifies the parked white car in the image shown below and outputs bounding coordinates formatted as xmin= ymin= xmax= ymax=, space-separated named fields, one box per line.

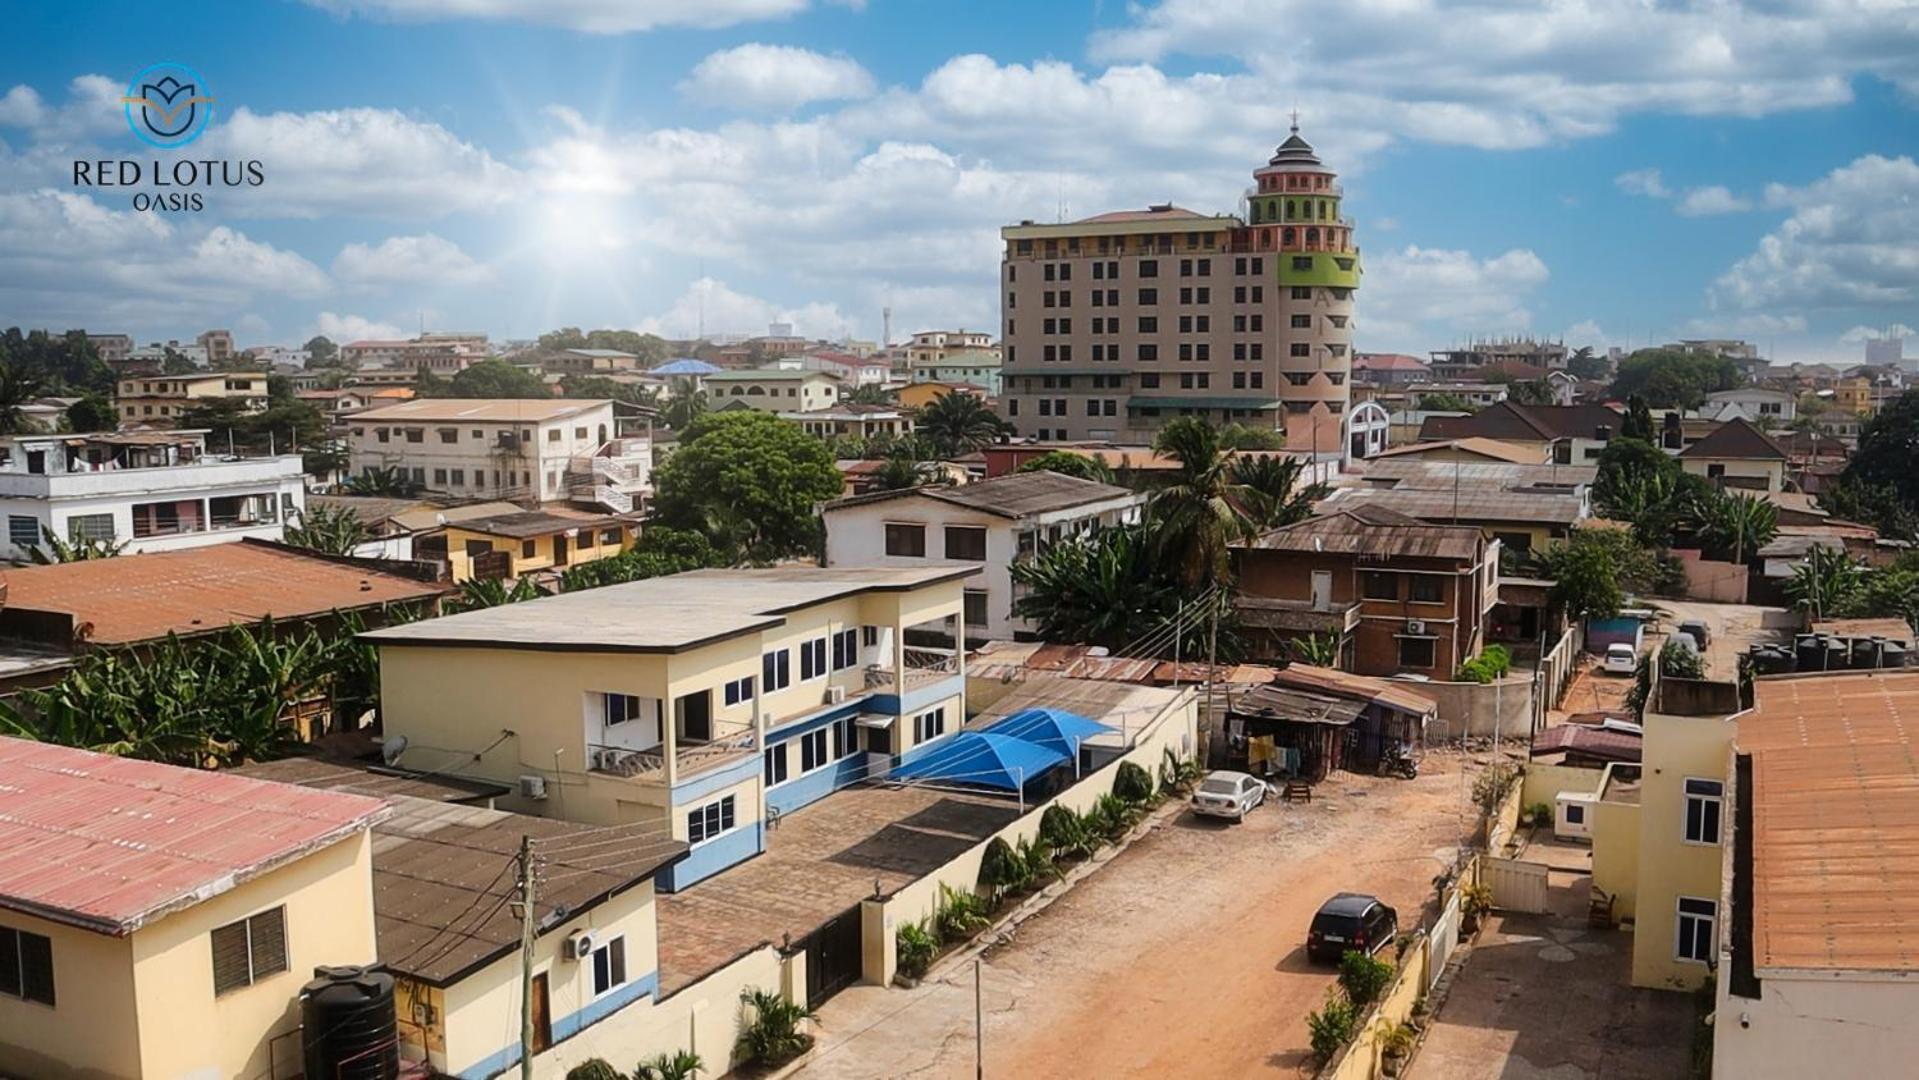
xmin=1192 ymin=770 xmax=1267 ymax=822
xmin=1603 ymin=642 xmax=1639 ymax=674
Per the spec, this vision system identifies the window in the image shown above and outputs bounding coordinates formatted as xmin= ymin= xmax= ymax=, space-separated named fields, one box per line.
xmin=914 ymin=707 xmax=947 ymax=744
xmin=885 ymin=523 xmax=927 ymax=557
xmin=1410 ymin=577 xmax=1444 ymax=604
xmin=601 ymin=527 xmax=622 ymax=546
xmin=433 ymin=468 xmax=448 ymax=485
xmin=762 ymin=648 xmax=791 ymax=693
xmin=1398 ymin=636 xmax=1437 ymax=669
xmin=0 ymin=925 xmax=55 ymax=1006
xmin=945 ymin=526 xmax=987 ymax=561
xmin=66 ymin=514 xmax=115 ymax=543
xmin=546 ymin=429 xmax=561 ymax=442
xmin=604 ymin=693 xmax=652 ymax=727
xmin=405 ymin=428 xmax=425 ymax=443
xmin=1684 ymin=778 xmax=1723 ymax=844
xmin=723 ymin=675 xmax=755 ymax=706
xmin=831 ymin=627 xmax=859 ymax=670
xmin=452 ymin=469 xmax=467 ymax=487
xmin=763 ymin=746 xmax=788 ymax=786
xmin=1290 ymin=343 xmax=1312 ymax=357
xmin=8 ymin=515 xmax=39 ymax=549
xmin=1291 ymin=314 xmax=1312 ymax=329
xmin=1675 ymin=897 xmax=1717 ymax=963
xmin=522 ymin=539 xmax=537 ymax=558
xmin=832 ymin=715 xmax=857 ymax=759
xmin=211 ymin=907 xmax=288 ymax=995
xmin=1138 ymin=288 xmax=1158 ymax=305
xmin=800 ymin=728 xmax=830 ymax=772
xmin=799 ymin=636 xmax=828 ymax=681
xmin=687 ymin=795 xmax=737 ymax=844
xmin=1138 ymin=316 xmax=1158 ymax=334
xmin=862 ymin=625 xmax=880 ymax=647
xmin=1361 ymin=572 xmax=1398 ymax=600
xmin=964 ymin=590 xmax=989 ymax=627
xmin=591 ymin=937 xmax=627 ymax=997
xmin=438 ymin=427 xmax=459 ymax=444
xmin=1139 ymin=259 xmax=1158 ymax=278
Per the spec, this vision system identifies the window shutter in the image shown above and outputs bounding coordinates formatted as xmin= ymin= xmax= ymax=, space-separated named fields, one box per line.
xmin=211 ymin=921 xmax=252 ymax=994
xmin=249 ymin=908 xmax=288 ymax=980
xmin=20 ymin=932 xmax=53 ymax=1006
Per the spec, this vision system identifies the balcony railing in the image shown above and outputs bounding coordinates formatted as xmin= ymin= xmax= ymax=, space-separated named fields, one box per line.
xmin=1233 ymin=594 xmax=1363 ymax=635
xmin=588 ymin=731 xmax=757 ymax=780
xmin=864 ymin=646 xmax=960 ymax=691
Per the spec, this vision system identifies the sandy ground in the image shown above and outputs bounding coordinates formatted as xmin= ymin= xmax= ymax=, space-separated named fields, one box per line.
xmin=798 ymin=752 xmax=1485 ymax=1079
xmin=1551 ymin=599 xmax=1792 ymax=726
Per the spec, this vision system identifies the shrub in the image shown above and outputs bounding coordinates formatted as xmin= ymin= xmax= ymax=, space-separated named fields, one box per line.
xmin=1525 ymin=802 xmax=1553 ymax=827
xmin=1040 ymin=804 xmax=1094 ymax=859
xmin=1158 ymin=748 xmax=1202 ymax=796
xmin=737 ymin=988 xmax=816 ymax=1067
xmin=1114 ymin=760 xmax=1155 ymax=804
xmin=634 ymin=1051 xmax=702 ymax=1080
xmin=1472 ymin=762 xmax=1518 ymax=813
xmin=1460 ymin=882 xmax=1494 ymax=918
xmin=567 ymin=1060 xmax=625 ymax=1080
xmin=934 ymin=882 xmax=990 ymax=941
xmin=1306 ymin=991 xmax=1359 ymax=1065
xmin=1338 ymin=950 xmax=1396 ymax=1007
xmin=978 ymin=836 xmax=1020 ymax=901
xmin=1454 ymin=644 xmax=1513 ymax=684
xmin=1379 ymin=1022 xmax=1417 ymax=1059
xmin=1015 ymin=835 xmax=1055 ymax=885
xmin=1089 ymin=792 xmax=1138 ymax=841
xmin=896 ymin=919 xmax=938 ymax=979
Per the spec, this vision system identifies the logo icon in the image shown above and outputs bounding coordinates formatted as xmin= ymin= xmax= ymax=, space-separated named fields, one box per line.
xmin=121 ymin=63 xmax=215 ymax=148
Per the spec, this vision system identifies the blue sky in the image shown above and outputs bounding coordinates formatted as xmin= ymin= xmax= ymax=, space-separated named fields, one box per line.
xmin=2 ymin=0 xmax=1916 ymax=360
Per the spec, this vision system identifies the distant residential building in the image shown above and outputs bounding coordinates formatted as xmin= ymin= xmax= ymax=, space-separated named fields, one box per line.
xmin=296 ymin=387 xmax=374 ymax=419
xmin=344 ymin=367 xmax=417 ymax=387
xmin=244 ymin=345 xmax=311 ymax=368
xmin=763 ymin=352 xmax=890 ymax=386
xmin=1677 ymin=417 xmax=1790 ymax=493
xmin=115 ymin=371 xmax=268 ymax=427
xmin=822 ymin=471 xmax=1145 ymax=641
xmin=704 ymin=369 xmax=841 ymax=413
xmin=782 ymin=403 xmax=915 ymax=441
xmin=86 ymin=332 xmax=132 ymax=365
xmin=898 ymin=381 xmax=989 ymax=412
xmin=542 ymin=348 xmax=640 ymax=374
xmin=904 ymin=330 xmax=996 ymax=367
xmin=1419 ymin=401 xmax=1624 ymax=464
xmin=347 ymin=398 xmax=649 ymax=512
xmin=442 ymin=509 xmax=632 ymax=582
xmin=1429 ymin=338 xmax=1568 ymax=380
xmin=907 ymin=348 xmax=1002 ymax=394
xmin=0 ymin=737 xmax=386 ymax=1080
xmin=340 ymin=334 xmax=488 ymax=372
xmin=1351 ymin=352 xmax=1432 ymax=386
xmin=1864 ymin=335 xmax=1906 ymax=368
xmin=196 ymin=329 xmax=235 ymax=365
xmin=1317 ymin=483 xmax=1588 ymax=555
xmin=1703 ymin=387 xmax=1795 ymax=425
xmin=1669 ymin=338 xmax=1759 ymax=361
xmin=128 ymin=340 xmax=210 ymax=368
xmin=0 ymin=430 xmax=305 ymax=560
xmin=1231 ymin=504 xmax=1498 ymax=676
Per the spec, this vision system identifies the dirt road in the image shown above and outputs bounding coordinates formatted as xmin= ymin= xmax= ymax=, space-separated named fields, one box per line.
xmin=800 ymin=755 xmax=1479 ymax=1079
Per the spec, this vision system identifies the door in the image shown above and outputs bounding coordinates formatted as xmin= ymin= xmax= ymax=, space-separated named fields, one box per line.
xmin=676 ymin=690 xmax=712 ymax=743
xmin=803 ymin=903 xmax=867 ymax=1005
xmin=529 ymin=972 xmax=553 ymax=1052
xmin=1310 ymin=570 xmax=1333 ymax=612
xmin=553 ymin=533 xmax=569 ymax=566
xmin=1484 ymin=857 xmax=1551 ymax=914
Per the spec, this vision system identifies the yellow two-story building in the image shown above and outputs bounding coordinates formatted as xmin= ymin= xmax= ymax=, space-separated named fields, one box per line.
xmin=0 ymin=737 xmax=387 ymax=1080
xmin=367 ymin=565 xmax=973 ymax=890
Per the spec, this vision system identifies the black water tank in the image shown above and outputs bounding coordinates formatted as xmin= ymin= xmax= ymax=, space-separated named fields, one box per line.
xmin=302 ymin=965 xmax=399 ymax=1080
xmin=1883 ymin=640 xmax=1908 ymax=669
xmin=1850 ymin=637 xmax=1881 ymax=670
xmin=1823 ymin=635 xmax=1850 ymax=671
xmin=1795 ymin=634 xmax=1824 ymax=671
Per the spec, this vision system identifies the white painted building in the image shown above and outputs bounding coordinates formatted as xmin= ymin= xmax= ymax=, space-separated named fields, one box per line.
xmin=1703 ymin=387 xmax=1796 ymax=425
xmin=703 ymin=370 xmax=842 ymax=413
xmin=821 ymin=470 xmax=1145 ymax=641
xmin=0 ymin=431 xmax=305 ymax=561
xmin=347 ymin=398 xmax=651 ymax=512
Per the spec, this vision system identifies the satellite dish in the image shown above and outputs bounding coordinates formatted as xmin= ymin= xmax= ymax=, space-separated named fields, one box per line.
xmin=435 ymin=513 xmax=448 ymax=526
xmin=381 ymin=735 xmax=409 ymax=766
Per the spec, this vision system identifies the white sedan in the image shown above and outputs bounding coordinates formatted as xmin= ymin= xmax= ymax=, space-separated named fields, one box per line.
xmin=1602 ymin=642 xmax=1639 ymax=674
xmin=1191 ymin=770 xmax=1267 ymax=822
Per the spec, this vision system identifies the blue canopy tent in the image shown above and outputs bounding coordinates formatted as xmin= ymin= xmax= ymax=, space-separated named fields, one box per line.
xmin=980 ymin=708 xmax=1116 ymax=768
xmin=889 ymin=732 xmax=1068 ymax=809
xmin=651 ymin=358 xmax=723 ymax=376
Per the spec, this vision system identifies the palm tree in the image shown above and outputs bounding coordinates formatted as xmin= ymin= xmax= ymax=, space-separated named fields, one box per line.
xmin=341 ymin=466 xmax=421 ymax=497
xmin=634 ymin=1051 xmax=704 ymax=1080
xmin=1784 ymin=543 xmax=1864 ymax=620
xmin=845 ymin=383 xmax=894 ymax=406
xmin=915 ymin=392 xmax=1008 ymax=456
xmin=450 ymin=575 xmax=551 ymax=612
xmin=1697 ymin=491 xmax=1779 ymax=565
xmin=1289 ymin=633 xmax=1341 ymax=668
xmin=1148 ymin=418 xmax=1252 ymax=590
xmin=662 ymin=379 xmax=709 ymax=430
xmin=27 ymin=524 xmax=128 ymax=563
xmin=1229 ymin=455 xmax=1328 ymax=531
xmin=284 ymin=504 xmax=373 ymax=556
xmin=1011 ymin=526 xmax=1173 ymax=651
xmin=871 ymin=452 xmax=946 ymax=492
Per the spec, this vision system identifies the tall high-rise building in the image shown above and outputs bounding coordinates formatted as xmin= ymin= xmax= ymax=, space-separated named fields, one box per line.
xmin=999 ymin=123 xmax=1359 ymax=452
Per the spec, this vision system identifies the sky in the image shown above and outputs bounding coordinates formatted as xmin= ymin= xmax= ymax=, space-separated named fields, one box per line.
xmin=1 ymin=0 xmax=1917 ymax=361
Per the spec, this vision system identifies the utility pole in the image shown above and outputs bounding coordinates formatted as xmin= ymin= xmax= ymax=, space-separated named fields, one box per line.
xmin=1205 ymin=589 xmax=1220 ymax=739
xmin=974 ymin=958 xmax=984 ymax=1080
xmin=517 ymin=835 xmax=536 ymax=1080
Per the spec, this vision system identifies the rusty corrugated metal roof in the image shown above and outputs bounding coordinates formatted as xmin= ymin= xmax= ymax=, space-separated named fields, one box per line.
xmin=1238 ymin=505 xmax=1488 ymax=559
xmin=1742 ymin=672 xmax=1919 ymax=973
xmin=1272 ymin=664 xmax=1440 ymax=716
xmin=0 ymin=540 xmax=448 ymax=646
xmin=0 ymin=737 xmax=387 ymax=936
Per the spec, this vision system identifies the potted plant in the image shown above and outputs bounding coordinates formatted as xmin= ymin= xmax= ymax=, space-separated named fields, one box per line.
xmin=1380 ymin=1022 xmax=1417 ymax=1076
xmin=1460 ymin=882 xmax=1494 ymax=936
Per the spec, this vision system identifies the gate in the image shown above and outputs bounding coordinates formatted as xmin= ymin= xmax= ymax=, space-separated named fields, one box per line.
xmin=1483 ymin=857 xmax=1551 ymax=914
xmin=802 ymin=903 xmax=865 ymax=1006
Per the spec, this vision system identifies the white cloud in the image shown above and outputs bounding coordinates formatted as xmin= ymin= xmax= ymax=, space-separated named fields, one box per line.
xmin=1840 ymin=323 xmax=1915 ymax=343
xmin=0 ymin=86 xmax=45 ymax=128
xmin=1615 ymin=169 xmax=1670 ymax=199
xmin=1713 ymin=154 xmax=1919 ymax=310
xmin=301 ymin=0 xmax=811 ymax=33
xmin=636 ymin=277 xmax=859 ymax=340
xmin=1359 ymin=245 xmax=1551 ymax=351
xmin=1676 ymin=186 xmax=1754 ymax=216
xmin=1680 ymin=312 xmax=1809 ymax=337
xmin=313 ymin=311 xmax=408 ymax=342
xmin=682 ymin=44 xmax=875 ymax=110
xmin=333 ymin=233 xmax=490 ymax=285
xmin=1566 ymin=320 xmax=1613 ymax=348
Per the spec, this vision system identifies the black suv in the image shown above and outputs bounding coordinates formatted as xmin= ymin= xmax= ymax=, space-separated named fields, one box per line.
xmin=1307 ymin=893 xmax=1398 ymax=964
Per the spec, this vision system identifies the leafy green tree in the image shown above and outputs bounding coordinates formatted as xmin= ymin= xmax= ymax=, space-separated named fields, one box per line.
xmin=304 ymin=335 xmax=340 ymax=367
xmin=845 ymin=383 xmax=894 ymax=406
xmin=303 ymin=441 xmax=350 ymax=480
xmin=161 ymin=348 xmax=199 ymax=374
xmin=1215 ymin=422 xmax=1288 ymax=450
xmin=0 ymin=327 xmax=113 ymax=394
xmin=65 ymin=394 xmax=117 ymax=433
xmin=1016 ymin=451 xmax=1115 ymax=484
xmin=557 ymin=526 xmax=726 ymax=591
xmin=871 ymin=451 xmax=947 ymax=492
xmin=915 ymin=392 xmax=1010 ymax=456
xmin=1609 ymin=348 xmax=1743 ymax=408
xmin=178 ymin=399 xmax=327 ymax=455
xmin=450 ymin=576 xmax=551 ymax=612
xmin=284 ymin=504 xmax=373 ymax=556
xmin=661 ymin=380 xmax=708 ymax=430
xmin=342 ymin=466 xmax=422 ymax=497
xmin=444 ymin=358 xmax=552 ymax=399
xmin=27 ymin=525 xmax=128 ymax=563
xmin=1415 ymin=392 xmax=1476 ymax=413
xmin=1783 ymin=543 xmax=1865 ymax=621
xmin=1567 ymin=345 xmax=1609 ymax=381
xmin=1011 ymin=525 xmax=1175 ymax=651
xmin=1695 ymin=491 xmax=1778 ymax=565
xmin=559 ymin=374 xmax=659 ymax=408
xmin=0 ymin=362 xmax=46 ymax=433
xmin=1230 ymin=454 xmax=1329 ymax=531
xmin=1495 ymin=377 xmax=1555 ymax=405
xmin=651 ymin=411 xmax=843 ymax=562
xmin=1536 ymin=531 xmax=1627 ymax=618
xmin=1620 ymin=395 xmax=1655 ymax=441
xmin=1148 ymin=418 xmax=1250 ymax=590
xmin=1832 ymin=390 xmax=1919 ymax=540
xmin=1289 ymin=633 xmax=1340 ymax=667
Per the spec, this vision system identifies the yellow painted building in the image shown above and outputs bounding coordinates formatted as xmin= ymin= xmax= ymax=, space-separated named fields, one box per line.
xmin=443 ymin=510 xmax=632 ymax=582
xmin=368 ymin=566 xmax=973 ymax=891
xmin=897 ymin=381 xmax=986 ymax=412
xmin=0 ymin=737 xmax=386 ymax=1080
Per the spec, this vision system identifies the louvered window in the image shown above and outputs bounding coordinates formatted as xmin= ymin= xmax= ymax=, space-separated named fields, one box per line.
xmin=212 ymin=906 xmax=288 ymax=995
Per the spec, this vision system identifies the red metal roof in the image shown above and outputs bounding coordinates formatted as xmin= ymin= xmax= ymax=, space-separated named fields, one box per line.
xmin=0 ymin=738 xmax=387 ymax=936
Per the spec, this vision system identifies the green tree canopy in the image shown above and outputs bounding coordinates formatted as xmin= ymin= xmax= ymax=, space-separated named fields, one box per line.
xmin=0 ymin=327 xmax=112 ymax=395
xmin=1608 ymin=348 xmax=1743 ymax=408
xmin=432 ymin=358 xmax=553 ymax=399
xmin=1016 ymin=451 xmax=1115 ymax=484
xmin=65 ymin=394 xmax=117 ymax=433
xmin=650 ymin=411 xmax=843 ymax=562
xmin=1832 ymin=389 xmax=1919 ymax=540
xmin=915 ymin=392 xmax=1009 ymax=456
xmin=1566 ymin=345 xmax=1609 ymax=381
xmin=177 ymin=399 xmax=327 ymax=454
xmin=303 ymin=335 xmax=340 ymax=367
xmin=1415 ymin=392 xmax=1477 ymax=413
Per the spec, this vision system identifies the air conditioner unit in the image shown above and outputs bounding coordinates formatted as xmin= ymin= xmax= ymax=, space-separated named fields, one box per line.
xmin=517 ymin=774 xmax=547 ymax=800
xmin=825 ymin=685 xmax=847 ymax=705
xmin=1405 ymin=619 xmax=1428 ymax=636
xmin=593 ymin=748 xmax=620 ymax=771
xmin=562 ymin=930 xmax=597 ymax=961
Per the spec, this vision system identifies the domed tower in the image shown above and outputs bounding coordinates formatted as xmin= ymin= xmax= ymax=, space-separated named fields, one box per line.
xmin=1243 ymin=120 xmax=1360 ymax=453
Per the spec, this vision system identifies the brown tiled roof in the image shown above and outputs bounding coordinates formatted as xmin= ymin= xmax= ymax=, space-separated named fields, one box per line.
xmin=451 ymin=509 xmax=621 ymax=539
xmin=1418 ymin=402 xmax=1623 ymax=443
xmin=1677 ymin=417 xmax=1789 ymax=461
xmin=0 ymin=540 xmax=447 ymax=647
xmin=1315 ymin=486 xmax=1587 ymax=527
xmin=824 ymin=470 xmax=1139 ymax=518
xmin=1370 ymin=437 xmax=1543 ymax=464
xmin=1741 ymin=672 xmax=1919 ymax=973
xmin=1235 ymin=505 xmax=1485 ymax=560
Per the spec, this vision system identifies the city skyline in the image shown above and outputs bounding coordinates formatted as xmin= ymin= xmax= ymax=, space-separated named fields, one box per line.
xmin=0 ymin=0 xmax=1916 ymax=359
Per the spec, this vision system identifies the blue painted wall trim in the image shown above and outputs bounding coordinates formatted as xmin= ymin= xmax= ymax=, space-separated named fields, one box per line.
xmin=766 ymin=697 xmax=867 ymax=741
xmin=461 ymin=969 xmax=661 ymax=1078
xmin=670 ymin=749 xmax=761 ymax=806
xmin=657 ymin=820 xmax=763 ymax=892
xmin=867 ymin=674 xmax=963 ymax=718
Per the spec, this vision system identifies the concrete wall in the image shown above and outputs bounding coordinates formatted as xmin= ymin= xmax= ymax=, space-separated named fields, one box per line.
xmin=0 ymin=911 xmax=141 ymax=1079
xmin=1714 ymin=973 xmax=1919 ymax=1078
xmin=1420 ymin=675 xmax=1534 ymax=740
xmin=1673 ymin=548 xmax=1749 ymax=604
xmin=861 ymin=686 xmax=1199 ymax=987
xmin=1521 ymin=762 xmax=1605 ymax=809
xmin=1324 ymin=939 xmax=1429 ymax=1080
